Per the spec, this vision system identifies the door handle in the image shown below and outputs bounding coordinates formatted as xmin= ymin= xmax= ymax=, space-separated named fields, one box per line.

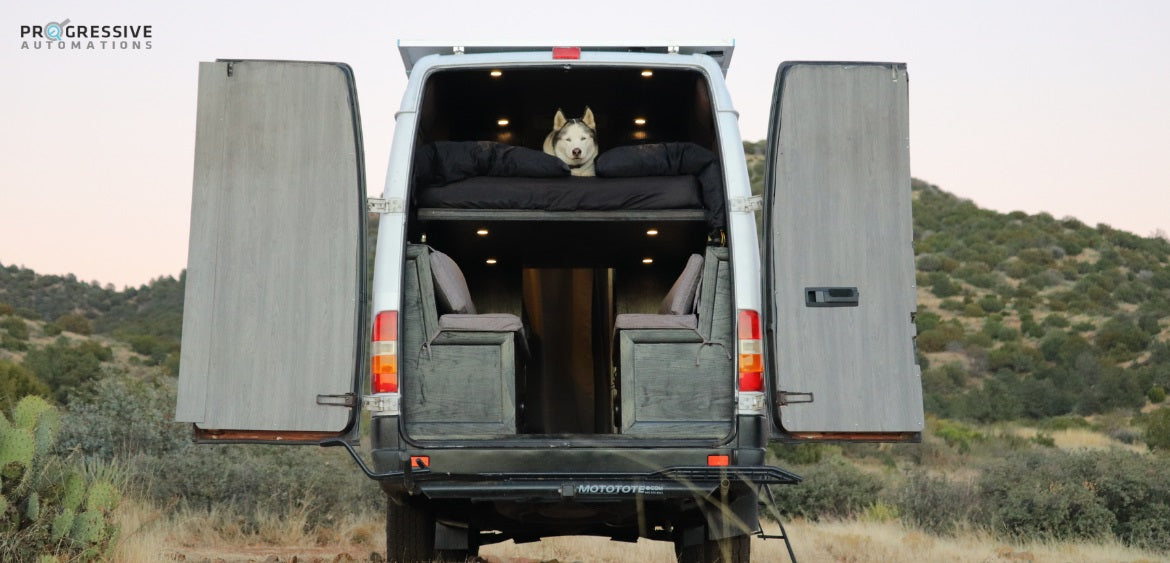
xmin=805 ymin=287 xmax=859 ymax=307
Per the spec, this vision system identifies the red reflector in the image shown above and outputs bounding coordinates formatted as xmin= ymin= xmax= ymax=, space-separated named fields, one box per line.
xmin=737 ymin=309 xmax=760 ymax=339
xmin=707 ymin=455 xmax=730 ymax=467
xmin=552 ymin=46 xmax=581 ymax=59
xmin=374 ymin=311 xmax=398 ymax=341
xmin=739 ymin=371 xmax=764 ymax=392
xmin=410 ymin=456 xmax=430 ymax=469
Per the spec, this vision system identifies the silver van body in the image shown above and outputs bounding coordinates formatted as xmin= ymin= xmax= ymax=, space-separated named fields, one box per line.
xmin=176 ymin=43 xmax=923 ymax=561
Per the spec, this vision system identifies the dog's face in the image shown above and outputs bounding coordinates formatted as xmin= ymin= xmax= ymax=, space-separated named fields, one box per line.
xmin=549 ymin=107 xmax=598 ymax=169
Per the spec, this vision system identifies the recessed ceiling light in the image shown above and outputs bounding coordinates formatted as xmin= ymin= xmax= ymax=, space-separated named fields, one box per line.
xmin=642 ymin=258 xmax=653 ymax=264
xmin=633 ymin=117 xmax=647 ymax=126
xmin=497 ymin=118 xmax=509 ymax=126
xmin=476 ymin=229 xmax=489 ymax=236
xmin=641 ymin=70 xmax=653 ymax=77
xmin=485 ymin=258 xmax=498 ymax=265
xmin=490 ymin=70 xmax=503 ymax=77
xmin=646 ymin=228 xmax=659 ymax=236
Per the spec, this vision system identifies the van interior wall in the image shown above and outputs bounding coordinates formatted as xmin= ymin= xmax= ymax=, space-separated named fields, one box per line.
xmin=418 ymin=67 xmax=716 ymax=151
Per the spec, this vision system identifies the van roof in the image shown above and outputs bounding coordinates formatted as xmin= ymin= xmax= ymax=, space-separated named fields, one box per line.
xmin=397 ymin=41 xmax=735 ymax=76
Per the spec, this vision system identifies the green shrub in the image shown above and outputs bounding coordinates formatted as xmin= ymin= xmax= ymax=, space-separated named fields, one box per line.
xmin=1148 ymin=386 xmax=1167 ymax=404
xmin=53 ymin=314 xmax=92 ymax=336
xmin=55 ymin=371 xmax=189 ymax=459
xmin=766 ymin=458 xmax=882 ymax=520
xmin=933 ymin=418 xmax=984 ymax=453
xmin=20 ymin=339 xmax=110 ymax=403
xmin=0 ymin=361 xmax=50 ymax=414
xmin=1144 ymin=408 xmax=1170 ymax=451
xmin=896 ymin=472 xmax=976 ymax=535
xmin=929 ymin=272 xmax=961 ymax=298
xmin=2 ymin=316 xmax=29 ymax=340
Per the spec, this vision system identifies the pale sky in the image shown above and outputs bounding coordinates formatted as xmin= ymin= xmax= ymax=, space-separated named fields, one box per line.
xmin=2 ymin=0 xmax=1168 ymax=288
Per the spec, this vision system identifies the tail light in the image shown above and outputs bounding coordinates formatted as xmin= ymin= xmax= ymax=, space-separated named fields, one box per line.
xmin=552 ymin=46 xmax=581 ymax=60
xmin=737 ymin=309 xmax=764 ymax=392
xmin=372 ymin=311 xmax=398 ymax=393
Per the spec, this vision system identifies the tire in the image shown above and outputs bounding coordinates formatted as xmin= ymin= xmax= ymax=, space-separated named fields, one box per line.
xmin=675 ymin=530 xmax=750 ymax=563
xmin=385 ymin=494 xmax=435 ymax=563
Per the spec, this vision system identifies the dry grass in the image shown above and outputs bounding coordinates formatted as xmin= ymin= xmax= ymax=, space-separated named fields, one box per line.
xmin=112 ymin=499 xmax=1169 ymax=562
xmin=1010 ymin=427 xmax=1147 ymax=453
xmin=481 ymin=520 xmax=1168 ymax=563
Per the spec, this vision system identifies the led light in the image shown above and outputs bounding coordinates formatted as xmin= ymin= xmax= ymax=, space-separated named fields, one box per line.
xmin=497 ymin=118 xmax=509 ymax=126
xmin=485 ymin=258 xmax=498 ymax=265
xmin=489 ymin=70 xmax=503 ymax=77
xmin=633 ymin=117 xmax=647 ymax=126
xmin=646 ymin=228 xmax=659 ymax=236
xmin=641 ymin=69 xmax=653 ymax=77
xmin=476 ymin=228 xmax=489 ymax=236
xmin=642 ymin=258 xmax=653 ymax=264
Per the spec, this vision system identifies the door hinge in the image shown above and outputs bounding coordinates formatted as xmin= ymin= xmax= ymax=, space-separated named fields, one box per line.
xmin=316 ymin=393 xmax=357 ymax=408
xmin=730 ymin=195 xmax=762 ymax=213
xmin=367 ymin=197 xmax=404 ymax=214
xmin=777 ymin=391 xmax=814 ymax=406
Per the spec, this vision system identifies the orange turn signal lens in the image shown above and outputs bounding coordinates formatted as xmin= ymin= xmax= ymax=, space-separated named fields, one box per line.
xmin=707 ymin=455 xmax=730 ymax=467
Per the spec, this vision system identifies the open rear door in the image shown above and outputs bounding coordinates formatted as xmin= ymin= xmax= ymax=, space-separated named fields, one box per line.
xmin=764 ymin=62 xmax=923 ymax=441
xmin=175 ymin=60 xmax=366 ymax=443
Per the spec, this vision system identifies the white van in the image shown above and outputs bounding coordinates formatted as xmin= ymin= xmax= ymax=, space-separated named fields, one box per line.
xmin=176 ymin=42 xmax=923 ymax=562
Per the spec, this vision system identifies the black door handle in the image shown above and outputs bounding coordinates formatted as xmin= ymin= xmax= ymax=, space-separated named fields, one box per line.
xmin=805 ymin=287 xmax=859 ymax=307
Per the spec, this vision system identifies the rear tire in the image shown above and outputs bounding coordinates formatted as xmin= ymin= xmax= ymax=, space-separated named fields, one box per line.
xmin=386 ymin=494 xmax=434 ymax=563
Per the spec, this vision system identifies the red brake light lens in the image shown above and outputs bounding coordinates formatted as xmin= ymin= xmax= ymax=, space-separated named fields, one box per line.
xmin=372 ymin=311 xmax=398 ymax=393
xmin=552 ymin=46 xmax=581 ymax=60
xmin=737 ymin=309 xmax=764 ymax=392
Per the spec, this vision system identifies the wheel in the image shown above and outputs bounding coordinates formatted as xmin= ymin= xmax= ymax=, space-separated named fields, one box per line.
xmin=386 ymin=494 xmax=435 ymax=562
xmin=675 ymin=529 xmax=750 ymax=563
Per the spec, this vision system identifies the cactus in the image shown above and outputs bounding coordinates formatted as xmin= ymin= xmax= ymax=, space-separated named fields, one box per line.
xmin=0 ymin=427 xmax=35 ymax=480
xmin=25 ymin=490 xmax=40 ymax=520
xmin=61 ymin=472 xmax=85 ymax=511
xmin=85 ymin=480 xmax=120 ymax=513
xmin=51 ymin=507 xmax=75 ymax=540
xmin=12 ymin=395 xmax=52 ymax=430
xmin=69 ymin=509 xmax=105 ymax=544
xmin=0 ymin=396 xmax=121 ymax=560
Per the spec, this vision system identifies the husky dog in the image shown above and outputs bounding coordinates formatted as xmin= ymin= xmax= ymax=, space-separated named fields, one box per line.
xmin=543 ymin=107 xmax=598 ymax=176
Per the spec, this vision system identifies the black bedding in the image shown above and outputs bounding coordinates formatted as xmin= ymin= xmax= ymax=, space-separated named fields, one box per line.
xmin=414 ymin=141 xmax=725 ymax=228
xmin=416 ymin=175 xmax=702 ymax=211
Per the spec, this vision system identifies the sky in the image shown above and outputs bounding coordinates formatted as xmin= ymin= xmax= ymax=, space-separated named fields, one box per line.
xmin=2 ymin=0 xmax=1168 ymax=289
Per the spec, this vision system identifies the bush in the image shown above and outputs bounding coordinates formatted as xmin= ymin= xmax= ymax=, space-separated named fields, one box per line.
xmin=53 ymin=313 xmax=92 ymax=336
xmin=1144 ymin=408 xmax=1170 ymax=451
xmin=977 ymin=451 xmax=1115 ymax=542
xmin=55 ymin=370 xmax=189 ymax=459
xmin=0 ymin=360 xmax=50 ymax=414
xmin=766 ymin=458 xmax=883 ymax=520
xmin=21 ymin=338 xmax=110 ymax=403
xmin=1148 ymin=386 xmax=1167 ymax=404
xmin=2 ymin=316 xmax=29 ymax=340
xmin=896 ymin=472 xmax=976 ymax=535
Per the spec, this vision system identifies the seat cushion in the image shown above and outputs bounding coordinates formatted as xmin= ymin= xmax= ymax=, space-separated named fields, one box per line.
xmin=658 ymin=254 xmax=704 ymax=315
xmin=430 ymin=250 xmax=476 ymax=314
xmin=614 ymin=314 xmax=698 ymax=331
xmin=439 ymin=313 xmax=523 ymax=332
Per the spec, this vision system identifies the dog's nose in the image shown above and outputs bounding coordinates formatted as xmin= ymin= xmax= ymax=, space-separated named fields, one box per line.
xmin=572 ymin=148 xmax=582 ymax=157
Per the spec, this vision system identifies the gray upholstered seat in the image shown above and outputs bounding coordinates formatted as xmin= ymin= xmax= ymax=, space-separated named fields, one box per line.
xmin=429 ymin=249 xmax=526 ymax=336
xmin=613 ymin=253 xmax=704 ymax=332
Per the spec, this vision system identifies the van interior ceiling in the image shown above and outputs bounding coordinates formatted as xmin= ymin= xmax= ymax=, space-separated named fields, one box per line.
xmin=407 ymin=66 xmax=723 ymax=436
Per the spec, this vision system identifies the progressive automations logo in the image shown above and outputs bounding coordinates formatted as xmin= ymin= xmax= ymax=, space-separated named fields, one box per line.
xmin=20 ymin=18 xmax=153 ymax=51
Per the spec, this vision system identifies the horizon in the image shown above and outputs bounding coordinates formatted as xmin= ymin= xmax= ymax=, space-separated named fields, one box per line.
xmin=3 ymin=0 xmax=1168 ymax=288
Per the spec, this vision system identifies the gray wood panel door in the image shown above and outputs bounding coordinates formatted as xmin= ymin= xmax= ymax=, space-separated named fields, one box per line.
xmin=175 ymin=61 xmax=365 ymax=442
xmin=764 ymin=62 xmax=923 ymax=438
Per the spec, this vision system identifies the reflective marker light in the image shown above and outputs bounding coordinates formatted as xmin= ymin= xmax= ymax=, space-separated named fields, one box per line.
xmin=372 ymin=311 xmax=398 ymax=393
xmin=552 ymin=46 xmax=581 ymax=59
xmin=707 ymin=455 xmax=730 ymax=467
xmin=738 ymin=310 xmax=764 ymax=392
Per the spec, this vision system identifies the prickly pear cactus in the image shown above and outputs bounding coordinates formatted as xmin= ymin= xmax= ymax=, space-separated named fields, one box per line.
xmin=0 ymin=395 xmax=122 ymax=561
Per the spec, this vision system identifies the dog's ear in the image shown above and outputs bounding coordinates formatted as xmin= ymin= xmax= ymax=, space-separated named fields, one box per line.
xmin=582 ymin=106 xmax=596 ymax=130
xmin=553 ymin=109 xmax=567 ymax=130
